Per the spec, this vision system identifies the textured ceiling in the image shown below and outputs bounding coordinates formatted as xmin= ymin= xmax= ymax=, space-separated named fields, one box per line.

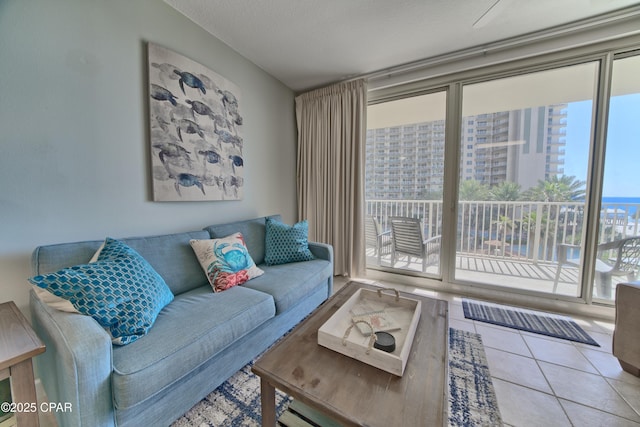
xmin=165 ymin=0 xmax=640 ymax=92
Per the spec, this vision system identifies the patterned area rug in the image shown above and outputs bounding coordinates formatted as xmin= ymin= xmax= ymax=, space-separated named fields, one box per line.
xmin=462 ymin=298 xmax=600 ymax=346
xmin=172 ymin=328 xmax=502 ymax=426
xmin=171 ymin=362 xmax=291 ymax=427
xmin=448 ymin=328 xmax=503 ymax=427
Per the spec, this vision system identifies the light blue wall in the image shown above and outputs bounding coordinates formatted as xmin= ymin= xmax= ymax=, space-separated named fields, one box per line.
xmin=0 ymin=0 xmax=298 ymax=313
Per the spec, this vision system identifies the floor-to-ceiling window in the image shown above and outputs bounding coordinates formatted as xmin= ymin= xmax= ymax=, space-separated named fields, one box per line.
xmin=365 ymin=91 xmax=446 ymax=277
xmin=594 ymin=53 xmax=640 ymax=302
xmin=365 ymin=44 xmax=640 ymax=308
xmin=455 ymin=63 xmax=598 ymax=297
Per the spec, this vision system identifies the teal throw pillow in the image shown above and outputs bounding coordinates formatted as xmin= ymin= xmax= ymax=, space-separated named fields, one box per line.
xmin=264 ymin=218 xmax=315 ymax=265
xmin=29 ymin=237 xmax=174 ymax=345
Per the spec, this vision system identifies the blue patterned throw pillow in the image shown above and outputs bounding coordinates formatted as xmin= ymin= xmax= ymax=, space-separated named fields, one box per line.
xmin=264 ymin=218 xmax=315 ymax=266
xmin=29 ymin=238 xmax=174 ymax=345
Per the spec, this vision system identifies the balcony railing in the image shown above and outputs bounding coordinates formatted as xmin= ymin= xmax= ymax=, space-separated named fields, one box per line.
xmin=366 ymin=199 xmax=640 ymax=264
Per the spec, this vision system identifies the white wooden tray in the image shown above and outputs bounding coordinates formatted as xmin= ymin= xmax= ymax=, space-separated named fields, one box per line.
xmin=317 ymin=287 xmax=421 ymax=376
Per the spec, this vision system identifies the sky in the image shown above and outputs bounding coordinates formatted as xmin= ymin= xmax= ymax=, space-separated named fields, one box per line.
xmin=565 ymin=94 xmax=640 ymax=198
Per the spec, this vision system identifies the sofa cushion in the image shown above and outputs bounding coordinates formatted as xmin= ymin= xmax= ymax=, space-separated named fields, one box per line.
xmin=29 ymin=238 xmax=174 ymax=345
xmin=204 ymin=215 xmax=281 ymax=265
xmin=111 ymin=285 xmax=275 ymax=409
xmin=190 ymin=233 xmax=264 ymax=292
xmin=243 ymin=259 xmax=332 ymax=313
xmin=31 ymin=230 xmax=211 ymax=297
xmin=32 ymin=240 xmax=105 ymax=275
xmin=118 ymin=231 xmax=211 ymax=295
xmin=264 ymin=218 xmax=315 ymax=265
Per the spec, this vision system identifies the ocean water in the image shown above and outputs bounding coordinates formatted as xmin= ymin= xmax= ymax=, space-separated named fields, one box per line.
xmin=602 ymin=196 xmax=640 ymax=204
xmin=602 ymin=196 xmax=640 ymax=216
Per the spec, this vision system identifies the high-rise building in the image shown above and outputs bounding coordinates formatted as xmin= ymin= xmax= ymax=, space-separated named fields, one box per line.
xmin=365 ymin=104 xmax=567 ymax=200
xmin=366 ymin=121 xmax=445 ymax=200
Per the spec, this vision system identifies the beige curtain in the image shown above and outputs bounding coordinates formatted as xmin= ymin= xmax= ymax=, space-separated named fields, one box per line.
xmin=295 ymin=79 xmax=367 ymax=277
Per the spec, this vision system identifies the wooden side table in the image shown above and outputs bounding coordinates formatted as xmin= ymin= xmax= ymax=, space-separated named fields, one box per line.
xmin=0 ymin=301 xmax=46 ymax=426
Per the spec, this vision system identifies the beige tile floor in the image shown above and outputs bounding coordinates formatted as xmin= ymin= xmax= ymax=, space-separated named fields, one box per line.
xmin=338 ymin=276 xmax=640 ymax=427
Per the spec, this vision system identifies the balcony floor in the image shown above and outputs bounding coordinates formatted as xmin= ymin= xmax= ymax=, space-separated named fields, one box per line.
xmin=367 ymin=249 xmax=624 ymax=300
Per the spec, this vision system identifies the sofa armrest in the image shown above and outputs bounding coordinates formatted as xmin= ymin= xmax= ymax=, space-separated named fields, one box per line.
xmin=308 ymin=242 xmax=333 ymax=297
xmin=613 ymin=281 xmax=640 ymax=376
xmin=308 ymin=241 xmax=333 ymax=263
xmin=30 ymin=290 xmax=115 ymax=427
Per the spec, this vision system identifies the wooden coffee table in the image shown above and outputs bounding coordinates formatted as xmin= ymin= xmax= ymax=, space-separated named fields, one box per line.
xmin=252 ymin=281 xmax=448 ymax=427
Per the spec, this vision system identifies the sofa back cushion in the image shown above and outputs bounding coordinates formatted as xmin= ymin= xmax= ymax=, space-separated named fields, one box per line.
xmin=32 ymin=230 xmax=210 ymax=296
xmin=204 ymin=215 xmax=281 ymax=265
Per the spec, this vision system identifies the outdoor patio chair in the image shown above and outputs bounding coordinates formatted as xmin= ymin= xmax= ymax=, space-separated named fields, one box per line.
xmin=389 ymin=216 xmax=441 ymax=272
xmin=553 ymin=236 xmax=640 ymax=298
xmin=365 ymin=215 xmax=392 ymax=263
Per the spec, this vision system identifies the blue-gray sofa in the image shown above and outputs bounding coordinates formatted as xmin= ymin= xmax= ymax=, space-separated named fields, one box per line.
xmin=29 ymin=215 xmax=333 ymax=427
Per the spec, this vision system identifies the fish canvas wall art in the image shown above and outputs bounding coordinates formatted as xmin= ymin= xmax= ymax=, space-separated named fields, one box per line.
xmin=148 ymin=43 xmax=244 ymax=201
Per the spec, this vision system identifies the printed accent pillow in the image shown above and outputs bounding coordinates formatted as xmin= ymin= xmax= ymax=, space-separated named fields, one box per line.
xmin=264 ymin=218 xmax=315 ymax=266
xmin=190 ymin=232 xmax=264 ymax=292
xmin=29 ymin=238 xmax=174 ymax=345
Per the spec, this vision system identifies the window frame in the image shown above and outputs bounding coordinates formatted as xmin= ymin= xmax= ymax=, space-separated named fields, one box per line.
xmin=365 ymin=35 xmax=640 ymax=315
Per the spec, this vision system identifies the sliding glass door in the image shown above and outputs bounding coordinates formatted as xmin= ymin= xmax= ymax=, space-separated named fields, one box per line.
xmin=454 ymin=63 xmax=599 ymax=296
xmin=365 ymin=92 xmax=446 ymax=277
xmin=365 ymin=47 xmax=640 ymax=307
xmin=594 ymin=54 xmax=640 ymax=302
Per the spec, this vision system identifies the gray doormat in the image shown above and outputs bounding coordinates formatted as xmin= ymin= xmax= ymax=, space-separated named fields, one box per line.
xmin=462 ymin=299 xmax=600 ymax=346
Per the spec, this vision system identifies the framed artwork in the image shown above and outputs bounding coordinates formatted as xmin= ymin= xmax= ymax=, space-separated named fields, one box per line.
xmin=147 ymin=43 xmax=244 ymax=201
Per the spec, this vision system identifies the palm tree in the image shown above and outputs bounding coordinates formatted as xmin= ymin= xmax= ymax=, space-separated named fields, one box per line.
xmin=458 ymin=180 xmax=490 ymax=251
xmin=490 ymin=214 xmax=515 ymax=255
xmin=459 ymin=179 xmax=490 ymax=201
xmin=521 ymin=175 xmax=586 ymax=258
xmin=489 ymin=182 xmax=521 ymax=230
xmin=522 ymin=175 xmax=585 ymax=202
xmin=518 ymin=211 xmax=553 ymax=260
xmin=489 ymin=181 xmax=521 ymax=201
xmin=418 ymin=189 xmax=443 ymax=200
xmin=557 ymin=175 xmax=586 ymax=201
